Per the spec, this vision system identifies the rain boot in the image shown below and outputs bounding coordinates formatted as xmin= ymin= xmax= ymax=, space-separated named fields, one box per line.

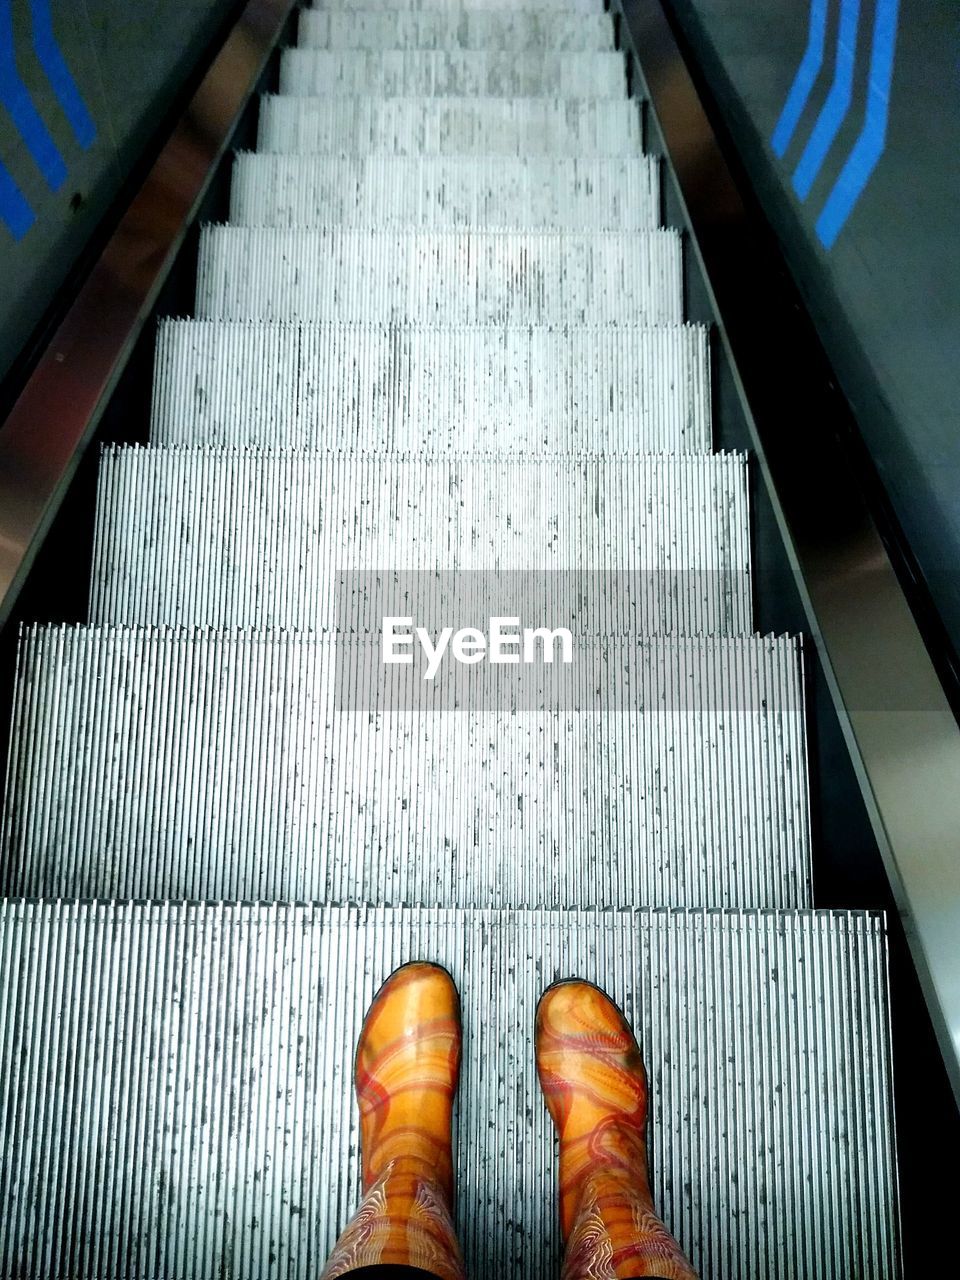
xmin=536 ymin=980 xmax=698 ymax=1280
xmin=322 ymin=962 xmax=466 ymax=1280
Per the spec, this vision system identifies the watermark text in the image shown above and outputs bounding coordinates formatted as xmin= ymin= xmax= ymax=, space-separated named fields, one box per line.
xmin=382 ymin=616 xmax=574 ymax=681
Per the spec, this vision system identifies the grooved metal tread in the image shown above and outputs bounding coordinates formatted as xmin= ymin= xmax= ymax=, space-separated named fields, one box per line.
xmin=298 ymin=8 xmax=615 ymax=50
xmin=89 ymin=449 xmax=751 ymax=633
xmin=196 ymin=227 xmax=682 ymax=325
xmin=256 ymin=95 xmax=643 ymax=156
xmin=229 ymin=154 xmax=660 ymax=229
xmin=309 ymin=0 xmax=606 ymax=9
xmin=0 ymin=902 xmax=899 ymax=1280
xmin=150 ymin=320 xmax=711 ymax=452
xmin=2 ymin=627 xmax=810 ymax=907
xmin=278 ymin=49 xmax=626 ymax=98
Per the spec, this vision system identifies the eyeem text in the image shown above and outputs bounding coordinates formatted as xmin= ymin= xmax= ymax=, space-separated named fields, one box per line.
xmin=382 ymin=616 xmax=574 ymax=681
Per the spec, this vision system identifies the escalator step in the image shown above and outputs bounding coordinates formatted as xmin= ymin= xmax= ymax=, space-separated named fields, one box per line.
xmin=311 ymin=0 xmax=607 ymax=9
xmin=297 ymin=8 xmax=616 ymax=51
xmin=256 ymin=95 xmax=643 ymax=156
xmin=150 ymin=320 xmax=710 ymax=452
xmin=3 ymin=628 xmax=809 ymax=906
xmin=229 ymin=154 xmax=660 ymax=229
xmin=89 ymin=450 xmax=751 ymax=633
xmin=196 ymin=227 xmax=682 ymax=325
xmin=278 ymin=50 xmax=627 ymax=98
xmin=0 ymin=902 xmax=898 ymax=1280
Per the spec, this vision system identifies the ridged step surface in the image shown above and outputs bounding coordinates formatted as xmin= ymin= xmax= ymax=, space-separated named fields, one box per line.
xmin=279 ymin=50 xmax=626 ymax=98
xmin=196 ymin=228 xmax=682 ymax=325
xmin=0 ymin=902 xmax=899 ymax=1280
xmin=257 ymin=96 xmax=642 ymax=155
xmin=151 ymin=321 xmax=711 ymax=452
xmin=299 ymin=9 xmax=615 ymax=50
xmin=229 ymin=154 xmax=659 ymax=229
xmin=310 ymin=0 xmax=606 ymax=9
xmin=2 ymin=628 xmax=809 ymax=906
xmin=89 ymin=450 xmax=751 ymax=633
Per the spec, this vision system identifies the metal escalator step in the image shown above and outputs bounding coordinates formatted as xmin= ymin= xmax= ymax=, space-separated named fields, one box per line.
xmin=151 ymin=321 xmax=710 ymax=452
xmin=312 ymin=0 xmax=606 ymax=9
xmin=0 ymin=901 xmax=899 ymax=1279
xmin=2 ymin=628 xmax=809 ymax=907
xmin=278 ymin=50 xmax=626 ymax=98
xmin=298 ymin=9 xmax=615 ymax=50
xmin=309 ymin=0 xmax=605 ymax=13
xmin=229 ymin=154 xmax=660 ymax=229
xmin=257 ymin=94 xmax=643 ymax=155
xmin=196 ymin=228 xmax=682 ymax=325
xmin=89 ymin=450 xmax=751 ymax=633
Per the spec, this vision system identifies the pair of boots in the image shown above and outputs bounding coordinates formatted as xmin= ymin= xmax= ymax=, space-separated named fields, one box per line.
xmin=322 ymin=963 xmax=698 ymax=1280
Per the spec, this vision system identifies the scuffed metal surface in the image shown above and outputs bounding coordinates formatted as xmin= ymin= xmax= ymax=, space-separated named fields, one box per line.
xmin=195 ymin=227 xmax=683 ymax=326
xmin=151 ymin=321 xmax=711 ymax=452
xmin=257 ymin=95 xmax=644 ymax=156
xmin=2 ymin=630 xmax=809 ymax=906
xmin=88 ymin=450 xmax=750 ymax=631
xmin=230 ymin=155 xmax=659 ymax=229
xmin=0 ymin=904 xmax=898 ymax=1279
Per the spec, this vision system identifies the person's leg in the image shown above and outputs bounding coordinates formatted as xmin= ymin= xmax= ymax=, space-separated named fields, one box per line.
xmin=536 ymin=981 xmax=698 ymax=1280
xmin=321 ymin=963 xmax=466 ymax=1280
xmin=337 ymin=1270 xmax=448 ymax=1279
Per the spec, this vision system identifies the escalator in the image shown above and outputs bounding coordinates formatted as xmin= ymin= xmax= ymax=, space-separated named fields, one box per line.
xmin=0 ymin=0 xmax=915 ymax=1275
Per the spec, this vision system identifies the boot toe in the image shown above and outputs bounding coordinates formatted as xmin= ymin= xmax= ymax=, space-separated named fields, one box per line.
xmin=355 ymin=962 xmax=462 ymax=1196
xmin=536 ymin=979 xmax=648 ymax=1136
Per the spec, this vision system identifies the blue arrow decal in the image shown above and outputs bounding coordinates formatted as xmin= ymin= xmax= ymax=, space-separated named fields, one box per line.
xmin=0 ymin=158 xmax=35 ymax=239
xmin=772 ymin=0 xmax=830 ymax=157
xmin=0 ymin=0 xmax=67 ymax=191
xmin=28 ymin=0 xmax=95 ymax=148
xmin=816 ymin=0 xmax=900 ymax=247
xmin=792 ymin=0 xmax=862 ymax=200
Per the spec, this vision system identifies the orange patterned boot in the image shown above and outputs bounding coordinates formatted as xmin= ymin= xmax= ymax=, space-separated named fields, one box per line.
xmin=536 ymin=980 xmax=698 ymax=1280
xmin=321 ymin=962 xmax=466 ymax=1280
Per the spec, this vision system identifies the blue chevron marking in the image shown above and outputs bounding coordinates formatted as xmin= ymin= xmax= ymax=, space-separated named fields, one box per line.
xmin=29 ymin=0 xmax=95 ymax=148
xmin=792 ymin=0 xmax=863 ymax=200
xmin=0 ymin=158 xmax=35 ymax=239
xmin=772 ymin=0 xmax=830 ymax=157
xmin=816 ymin=0 xmax=900 ymax=247
xmin=0 ymin=0 xmax=66 ymax=191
